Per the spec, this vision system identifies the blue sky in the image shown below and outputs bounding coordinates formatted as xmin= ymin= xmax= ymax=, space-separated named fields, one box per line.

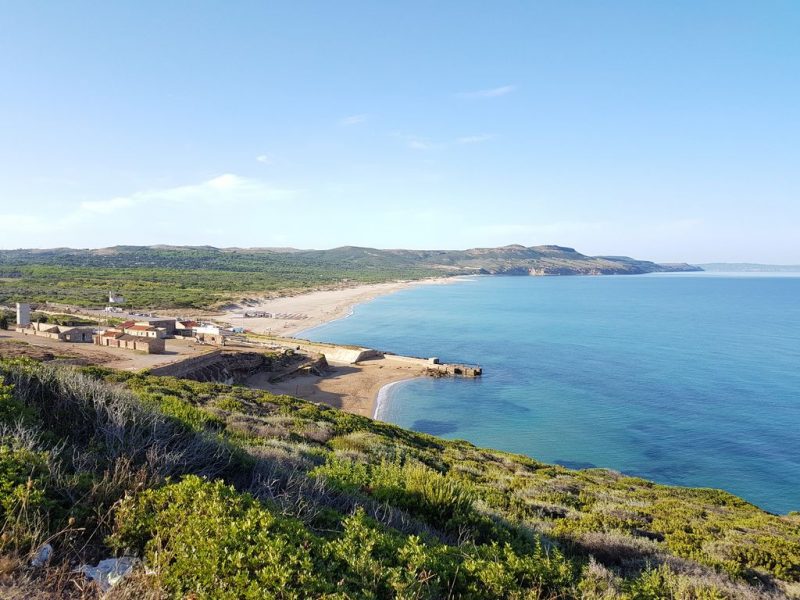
xmin=1 ymin=1 xmax=798 ymax=262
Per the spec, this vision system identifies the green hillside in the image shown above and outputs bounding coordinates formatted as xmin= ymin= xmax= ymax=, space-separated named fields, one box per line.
xmin=0 ymin=245 xmax=700 ymax=310
xmin=1 ymin=358 xmax=797 ymax=598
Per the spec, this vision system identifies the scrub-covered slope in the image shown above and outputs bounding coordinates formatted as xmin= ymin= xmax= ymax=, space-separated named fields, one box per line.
xmin=0 ymin=244 xmax=700 ymax=309
xmin=0 ymin=360 xmax=796 ymax=599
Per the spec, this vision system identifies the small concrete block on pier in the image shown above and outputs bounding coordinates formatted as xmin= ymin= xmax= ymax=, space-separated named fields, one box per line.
xmin=425 ymin=362 xmax=482 ymax=378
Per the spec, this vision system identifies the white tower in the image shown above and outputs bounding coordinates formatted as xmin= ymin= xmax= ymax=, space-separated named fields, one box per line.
xmin=16 ymin=303 xmax=31 ymax=327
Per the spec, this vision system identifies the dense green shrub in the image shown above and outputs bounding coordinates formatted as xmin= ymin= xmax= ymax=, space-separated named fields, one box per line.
xmin=726 ymin=536 xmax=800 ymax=581
xmin=0 ymin=436 xmax=53 ymax=552
xmin=1 ymin=360 xmax=797 ymax=598
xmin=111 ymin=475 xmax=578 ymax=599
xmin=110 ymin=476 xmax=325 ymax=599
xmin=624 ymin=564 xmax=727 ymax=600
xmin=312 ymin=457 xmax=478 ymax=534
xmin=0 ymin=382 xmax=35 ymax=425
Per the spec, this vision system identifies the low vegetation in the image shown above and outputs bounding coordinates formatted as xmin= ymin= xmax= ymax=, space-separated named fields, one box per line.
xmin=0 ymin=247 xmax=448 ymax=309
xmin=0 ymin=359 xmax=797 ymax=598
xmin=0 ymin=245 xmax=696 ymax=309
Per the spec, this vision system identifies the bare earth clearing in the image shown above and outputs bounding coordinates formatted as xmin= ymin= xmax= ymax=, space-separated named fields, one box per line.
xmin=0 ymin=329 xmax=214 ymax=371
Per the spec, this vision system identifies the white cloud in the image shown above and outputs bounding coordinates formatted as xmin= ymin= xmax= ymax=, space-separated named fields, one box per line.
xmin=408 ymin=139 xmax=435 ymax=150
xmin=339 ymin=114 xmax=369 ymax=126
xmin=80 ymin=196 xmax=135 ymax=214
xmin=79 ymin=174 xmax=297 ymax=216
xmin=456 ymin=134 xmax=495 ymax=145
xmin=457 ymin=85 xmax=517 ymax=99
xmin=0 ymin=174 xmax=302 ymax=248
xmin=393 ymin=132 xmax=495 ymax=151
xmin=256 ymin=154 xmax=274 ymax=165
xmin=392 ymin=133 xmax=442 ymax=151
xmin=206 ymin=174 xmax=240 ymax=190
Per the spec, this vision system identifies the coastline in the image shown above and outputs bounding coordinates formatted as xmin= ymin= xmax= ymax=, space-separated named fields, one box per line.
xmin=373 ymin=378 xmax=416 ymax=420
xmin=237 ymin=275 xmax=471 ymax=419
xmin=246 ymin=360 xmax=426 ymax=419
xmin=217 ymin=276 xmax=461 ymax=337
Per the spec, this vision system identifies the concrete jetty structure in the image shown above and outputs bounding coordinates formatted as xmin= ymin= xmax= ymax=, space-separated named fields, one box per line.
xmin=223 ymin=334 xmax=482 ymax=378
xmin=382 ymin=353 xmax=482 ymax=377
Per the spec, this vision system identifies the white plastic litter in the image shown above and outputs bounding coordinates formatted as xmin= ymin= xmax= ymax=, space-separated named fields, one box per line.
xmin=30 ymin=543 xmax=53 ymax=568
xmin=77 ymin=557 xmax=139 ymax=591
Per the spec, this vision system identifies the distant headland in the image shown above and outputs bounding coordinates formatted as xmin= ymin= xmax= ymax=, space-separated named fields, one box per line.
xmin=699 ymin=263 xmax=800 ymax=273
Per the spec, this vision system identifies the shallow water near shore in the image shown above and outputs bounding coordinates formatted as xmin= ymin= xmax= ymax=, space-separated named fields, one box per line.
xmin=303 ymin=273 xmax=800 ymax=514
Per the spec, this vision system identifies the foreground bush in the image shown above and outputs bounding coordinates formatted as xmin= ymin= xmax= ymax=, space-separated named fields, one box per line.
xmin=0 ymin=360 xmax=796 ymax=598
xmin=110 ymin=475 xmax=576 ymax=599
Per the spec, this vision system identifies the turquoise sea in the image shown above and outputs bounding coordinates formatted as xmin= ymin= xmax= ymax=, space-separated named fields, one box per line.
xmin=302 ymin=274 xmax=800 ymax=514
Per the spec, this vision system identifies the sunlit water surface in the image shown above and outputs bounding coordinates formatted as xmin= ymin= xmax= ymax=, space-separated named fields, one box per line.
xmin=303 ymin=273 xmax=800 ymax=513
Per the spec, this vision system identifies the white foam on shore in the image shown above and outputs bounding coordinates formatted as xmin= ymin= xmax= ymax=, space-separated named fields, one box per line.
xmin=373 ymin=378 xmax=417 ymax=421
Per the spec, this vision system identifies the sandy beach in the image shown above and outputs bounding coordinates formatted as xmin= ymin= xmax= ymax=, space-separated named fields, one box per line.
xmin=216 ymin=277 xmax=458 ymax=337
xmin=231 ymin=276 xmax=468 ymax=418
xmin=246 ymin=357 xmax=422 ymax=419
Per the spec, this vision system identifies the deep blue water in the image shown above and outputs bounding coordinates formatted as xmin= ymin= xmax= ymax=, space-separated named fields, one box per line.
xmin=302 ymin=274 xmax=800 ymax=514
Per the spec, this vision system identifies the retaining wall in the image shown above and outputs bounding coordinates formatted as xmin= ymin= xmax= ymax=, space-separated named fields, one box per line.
xmin=148 ymin=350 xmax=223 ymax=378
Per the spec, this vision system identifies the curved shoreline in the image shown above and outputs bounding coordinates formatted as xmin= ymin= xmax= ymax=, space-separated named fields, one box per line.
xmin=239 ymin=275 xmax=475 ymax=419
xmin=373 ymin=378 xmax=418 ymax=420
xmin=218 ymin=276 xmax=466 ymax=338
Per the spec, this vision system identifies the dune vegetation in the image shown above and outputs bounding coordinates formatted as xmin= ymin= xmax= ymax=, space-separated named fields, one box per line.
xmin=1 ymin=358 xmax=798 ymax=598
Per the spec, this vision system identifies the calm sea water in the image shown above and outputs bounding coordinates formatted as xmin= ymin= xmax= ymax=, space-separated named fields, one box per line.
xmin=302 ymin=274 xmax=800 ymax=514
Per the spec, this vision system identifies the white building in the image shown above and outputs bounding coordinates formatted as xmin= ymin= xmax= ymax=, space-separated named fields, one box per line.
xmin=194 ymin=324 xmax=232 ymax=346
xmin=16 ymin=303 xmax=31 ymax=327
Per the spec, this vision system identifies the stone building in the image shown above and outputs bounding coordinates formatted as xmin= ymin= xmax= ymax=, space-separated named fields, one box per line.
xmin=194 ymin=324 xmax=231 ymax=346
xmin=123 ymin=324 xmax=166 ymax=339
xmin=124 ymin=317 xmax=177 ymax=336
xmin=16 ymin=322 xmax=95 ymax=342
xmin=174 ymin=320 xmax=199 ymax=336
xmin=93 ymin=329 xmax=165 ymax=354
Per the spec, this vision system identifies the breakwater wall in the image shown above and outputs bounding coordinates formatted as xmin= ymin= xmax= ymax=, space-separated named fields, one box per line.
xmin=261 ymin=337 xmax=382 ymax=365
xmin=262 ymin=336 xmax=482 ymax=377
xmin=148 ymin=350 xmax=223 ymax=378
xmin=191 ymin=335 xmax=482 ymax=379
xmin=374 ymin=354 xmax=482 ymax=377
